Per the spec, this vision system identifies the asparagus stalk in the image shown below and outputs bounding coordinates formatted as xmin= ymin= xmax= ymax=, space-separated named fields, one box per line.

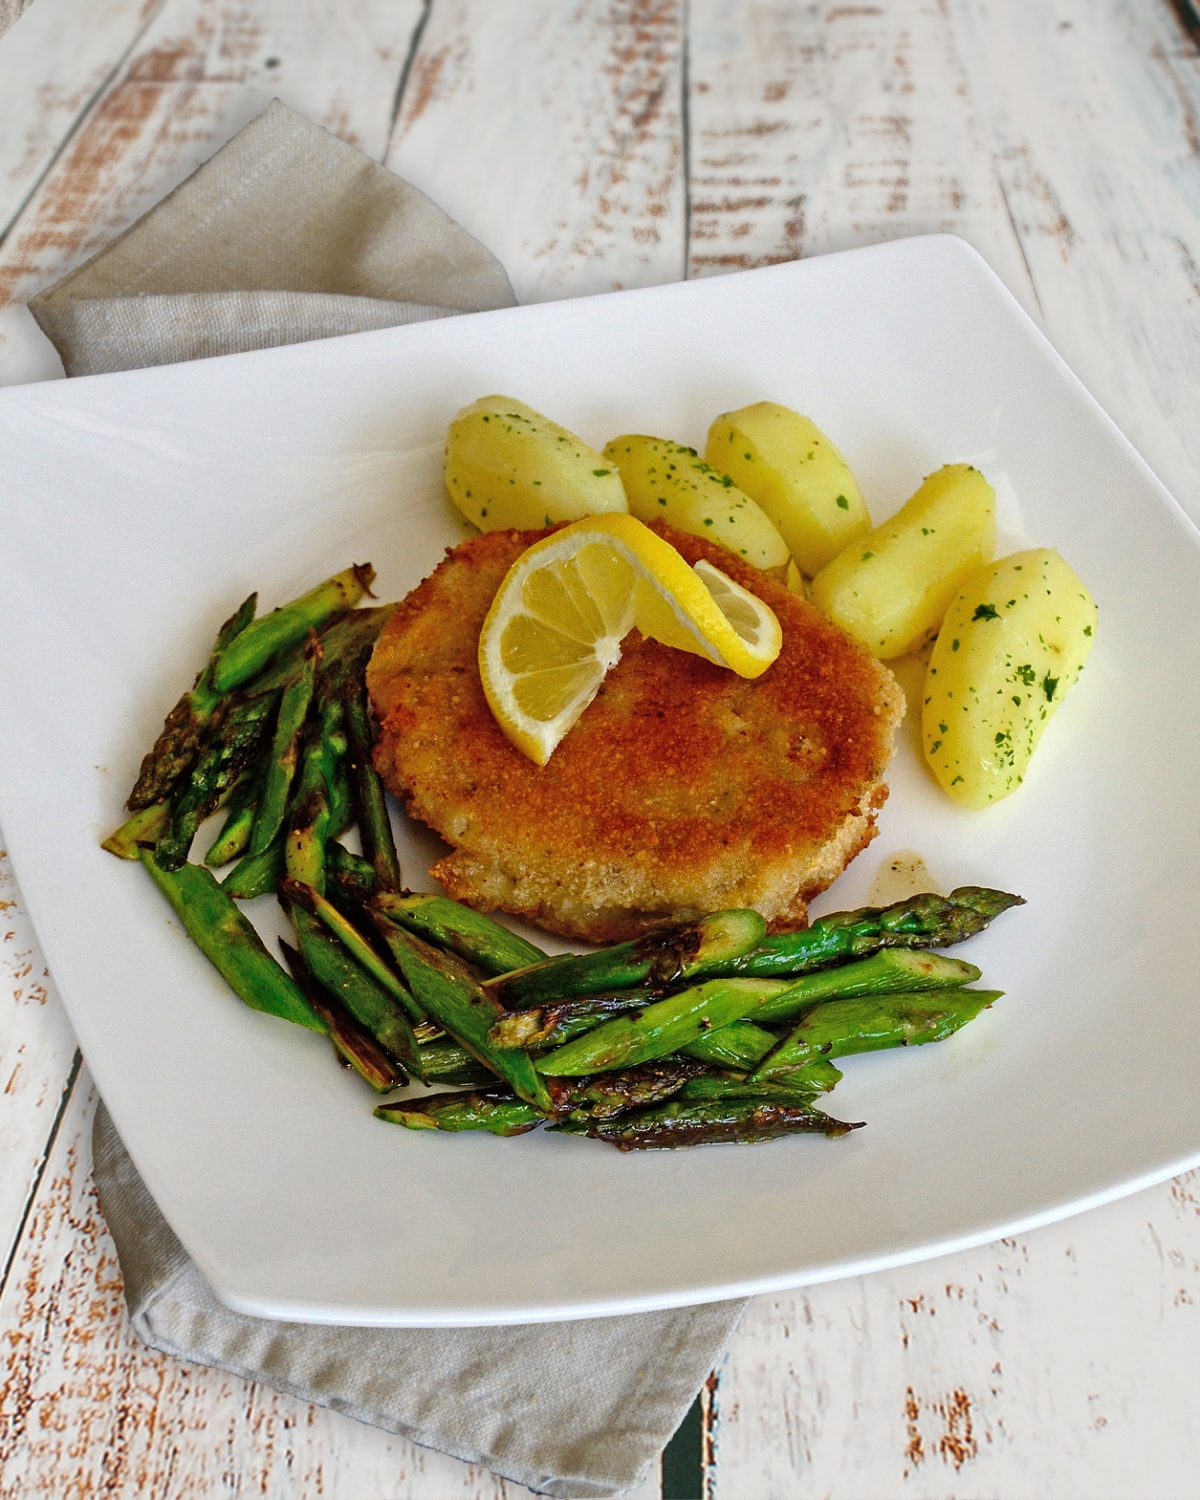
xmin=211 ymin=564 xmax=374 ymax=694
xmin=288 ymin=908 xmax=424 ymax=1078
xmin=552 ymin=1097 xmax=861 ymax=1150
xmin=282 ymin=880 xmax=425 ymax=1025
xmin=559 ymin=1059 xmax=706 ymax=1119
xmin=376 ymin=1061 xmax=705 ymax=1135
xmin=221 ymin=837 xmax=283 ymax=900
xmin=226 ymin=714 xmax=352 ymax=900
xmin=328 ymin=759 xmax=353 ymax=840
xmin=533 ymin=951 xmax=977 ymax=1077
xmin=680 ymin=1018 xmax=780 ymax=1071
xmin=675 ymin=1067 xmax=843 ymax=1103
xmin=711 ymin=888 xmax=1024 ymax=979
xmin=102 ymin=801 xmax=169 ymax=860
xmin=418 ymin=1037 xmax=495 ymax=1087
xmin=377 ymin=1090 xmax=542 ymax=1137
xmin=138 ymin=852 xmax=325 ymax=1032
xmin=329 ymin=842 xmax=379 ymax=897
xmin=153 ymin=693 xmax=278 ymax=871
xmin=535 ymin=978 xmax=791 ymax=1077
xmin=203 ymin=774 xmax=258 ymax=866
xmin=246 ymin=605 xmax=392 ymax=698
xmin=376 ymin=891 xmax=546 ymax=979
xmin=749 ymin=988 xmax=1003 ymax=1080
xmin=283 ymin=697 xmax=346 ymax=893
xmin=249 ymin=646 xmax=317 ymax=855
xmin=752 ymin=950 xmax=981 ymax=1025
xmin=489 ymin=993 xmax=672 ymax=1051
xmin=486 ymin=909 xmax=768 ymax=1009
xmin=344 ymin=678 xmax=402 ymax=890
xmin=127 ymin=593 xmax=257 ymax=809
xmin=367 ymin=914 xmax=556 ymax=1114
xmin=280 ymin=939 xmax=404 ymax=1092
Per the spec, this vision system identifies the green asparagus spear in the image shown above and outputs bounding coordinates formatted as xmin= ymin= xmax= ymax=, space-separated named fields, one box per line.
xmin=534 ymin=978 xmax=791 ymax=1077
xmin=328 ymin=758 xmax=353 ymax=840
xmin=282 ymin=880 xmax=425 ymax=1025
xmin=674 ymin=1067 xmax=843 ymax=1103
xmin=221 ymin=837 xmax=283 ymax=900
xmin=283 ymin=697 xmax=346 ymax=893
xmin=249 ymin=646 xmax=317 ymax=855
xmin=558 ymin=1059 xmax=706 ymax=1119
xmin=418 ymin=1037 xmax=495 ymax=1087
xmin=138 ymin=852 xmax=325 ymax=1032
xmin=552 ymin=1097 xmax=861 ymax=1150
xmin=532 ymin=950 xmax=977 ymax=1077
xmin=211 ymin=565 xmax=374 ymax=693
xmin=153 ymin=693 xmax=278 ymax=871
xmin=499 ymin=952 xmax=974 ymax=1067
xmin=486 ymin=909 xmax=768 ymax=1009
xmin=127 ymin=593 xmax=257 ymax=809
xmin=329 ymin=842 xmax=379 ymax=897
xmin=680 ymin=1018 xmax=781 ymax=1071
xmin=375 ymin=891 xmax=546 ymax=979
xmin=376 ymin=1061 xmax=705 ymax=1135
xmin=376 ymin=1090 xmax=543 ymax=1136
xmin=749 ymin=988 xmax=1003 ymax=1080
xmin=280 ymin=939 xmax=404 ymax=1092
xmin=489 ymin=993 xmax=666 ymax=1051
xmin=203 ymin=774 xmax=258 ymax=866
xmin=367 ymin=914 xmax=556 ymax=1114
xmin=246 ymin=605 xmax=392 ymax=698
xmin=752 ymin=950 xmax=981 ymax=1025
xmin=710 ymin=888 xmax=1024 ymax=979
xmin=344 ymin=678 xmax=402 ymax=890
xmin=289 ymin=908 xmax=424 ymax=1078
xmin=324 ymin=1016 xmax=404 ymax=1093
xmin=102 ymin=801 xmax=170 ymax=860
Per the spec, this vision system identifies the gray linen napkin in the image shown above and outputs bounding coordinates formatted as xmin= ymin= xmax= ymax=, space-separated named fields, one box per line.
xmin=30 ymin=98 xmax=516 ymax=373
xmin=31 ymin=101 xmax=745 ymax=1498
xmin=0 ymin=0 xmax=34 ymax=40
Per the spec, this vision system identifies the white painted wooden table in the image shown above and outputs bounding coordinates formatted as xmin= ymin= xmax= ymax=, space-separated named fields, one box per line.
xmin=2 ymin=3 xmax=1198 ymax=1496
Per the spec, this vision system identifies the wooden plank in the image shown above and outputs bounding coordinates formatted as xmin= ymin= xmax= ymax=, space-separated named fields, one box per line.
xmin=0 ymin=0 xmax=428 ymax=383
xmin=0 ymin=0 xmax=166 ymax=385
xmin=0 ymin=848 xmax=81 ymax=1278
xmin=0 ymin=0 xmax=164 ymax=239
xmin=385 ymin=0 xmax=687 ymax=302
xmin=953 ymin=0 xmax=1200 ymax=502
xmin=685 ymin=0 xmax=1038 ymax=314
xmin=0 ymin=1069 xmax=663 ymax=1499
xmin=710 ymin=1185 xmax=1200 ymax=1499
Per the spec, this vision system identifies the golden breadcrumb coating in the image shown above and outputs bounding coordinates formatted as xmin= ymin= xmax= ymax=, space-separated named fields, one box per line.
xmin=367 ymin=523 xmax=904 ymax=942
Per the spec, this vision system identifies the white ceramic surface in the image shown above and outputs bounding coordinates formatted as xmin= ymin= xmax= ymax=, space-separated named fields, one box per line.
xmin=1 ymin=236 xmax=1197 ymax=1326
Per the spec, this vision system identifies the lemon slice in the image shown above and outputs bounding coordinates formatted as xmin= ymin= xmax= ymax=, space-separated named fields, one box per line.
xmin=478 ymin=514 xmax=782 ymax=764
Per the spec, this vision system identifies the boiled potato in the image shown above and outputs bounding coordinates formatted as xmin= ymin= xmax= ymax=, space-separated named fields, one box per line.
xmin=784 ymin=558 xmax=807 ymax=596
xmin=809 ymin=463 xmax=995 ymax=659
xmin=922 ymin=549 xmax=1097 ymax=808
xmin=602 ymin=433 xmax=791 ymax=576
xmin=444 ymin=395 xmax=627 ymax=531
xmin=706 ymin=403 xmax=870 ymax=574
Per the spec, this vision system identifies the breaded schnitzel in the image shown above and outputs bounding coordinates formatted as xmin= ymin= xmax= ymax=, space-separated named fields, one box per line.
xmin=367 ymin=524 xmax=903 ymax=943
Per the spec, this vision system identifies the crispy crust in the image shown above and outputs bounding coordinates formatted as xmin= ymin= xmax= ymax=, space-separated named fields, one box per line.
xmin=367 ymin=523 xmax=904 ymax=942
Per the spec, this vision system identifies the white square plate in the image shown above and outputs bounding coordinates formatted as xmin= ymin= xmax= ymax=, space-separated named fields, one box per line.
xmin=2 ymin=236 xmax=1198 ymax=1326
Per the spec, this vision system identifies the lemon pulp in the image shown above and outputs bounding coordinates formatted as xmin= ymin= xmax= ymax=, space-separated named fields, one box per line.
xmin=478 ymin=515 xmax=782 ymax=764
